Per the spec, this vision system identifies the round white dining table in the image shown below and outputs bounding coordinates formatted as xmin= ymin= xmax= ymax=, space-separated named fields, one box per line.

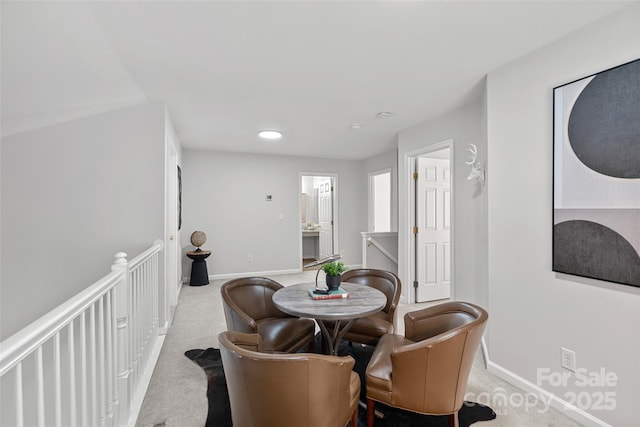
xmin=272 ymin=282 xmax=386 ymax=355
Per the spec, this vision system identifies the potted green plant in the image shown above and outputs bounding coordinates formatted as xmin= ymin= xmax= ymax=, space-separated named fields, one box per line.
xmin=321 ymin=261 xmax=348 ymax=291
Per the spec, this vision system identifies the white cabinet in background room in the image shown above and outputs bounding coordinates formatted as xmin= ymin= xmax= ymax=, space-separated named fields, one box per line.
xmin=302 ymin=230 xmax=319 ymax=260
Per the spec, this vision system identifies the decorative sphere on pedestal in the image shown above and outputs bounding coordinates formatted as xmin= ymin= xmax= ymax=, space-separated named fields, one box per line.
xmin=191 ymin=231 xmax=207 ymax=251
xmin=187 ymin=231 xmax=211 ymax=286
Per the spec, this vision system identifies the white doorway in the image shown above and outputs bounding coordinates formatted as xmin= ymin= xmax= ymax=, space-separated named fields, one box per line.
xmin=416 ymin=154 xmax=451 ymax=301
xmin=369 ymin=169 xmax=392 ymax=232
xmin=300 ymin=174 xmax=338 ymax=266
xmin=317 ymin=177 xmax=334 ymax=258
xmin=409 ymin=141 xmax=454 ymax=303
xmin=164 ymin=138 xmax=180 ymax=332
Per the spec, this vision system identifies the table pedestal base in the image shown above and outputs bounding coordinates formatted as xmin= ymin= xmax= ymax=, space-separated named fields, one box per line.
xmin=317 ymin=319 xmax=357 ymax=356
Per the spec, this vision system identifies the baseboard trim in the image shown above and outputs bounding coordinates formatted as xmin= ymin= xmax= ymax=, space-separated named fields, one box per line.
xmin=127 ymin=334 xmax=165 ymax=427
xmin=481 ymin=337 xmax=489 ymax=369
xmin=176 ymin=279 xmax=183 ymax=298
xmin=159 ymin=321 xmax=169 ymax=335
xmin=486 ymin=360 xmax=611 ymax=427
xmin=204 ymin=268 xmax=302 ymax=281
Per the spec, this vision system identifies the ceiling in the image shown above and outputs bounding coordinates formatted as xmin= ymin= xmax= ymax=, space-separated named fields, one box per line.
xmin=1 ymin=1 xmax=633 ymax=160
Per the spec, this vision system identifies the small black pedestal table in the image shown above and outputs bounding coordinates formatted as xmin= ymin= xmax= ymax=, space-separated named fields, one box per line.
xmin=186 ymin=250 xmax=211 ymax=286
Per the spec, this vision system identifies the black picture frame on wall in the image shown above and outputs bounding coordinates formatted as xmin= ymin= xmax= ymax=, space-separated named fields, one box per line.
xmin=552 ymin=58 xmax=640 ymax=287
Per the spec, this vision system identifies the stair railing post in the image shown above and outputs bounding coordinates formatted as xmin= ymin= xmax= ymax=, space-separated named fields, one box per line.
xmin=111 ymin=252 xmax=130 ymax=427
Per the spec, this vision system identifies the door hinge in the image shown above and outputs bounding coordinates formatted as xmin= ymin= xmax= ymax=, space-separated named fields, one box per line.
xmin=331 ymin=220 xmax=334 ymax=226
xmin=413 ymin=280 xmax=418 ymax=289
xmin=413 ymin=172 xmax=418 ymax=181
xmin=412 ymin=226 xmax=418 ymax=234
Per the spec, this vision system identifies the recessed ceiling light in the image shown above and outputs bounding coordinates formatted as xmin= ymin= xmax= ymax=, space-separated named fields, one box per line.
xmin=258 ymin=130 xmax=283 ymax=140
xmin=351 ymin=123 xmax=362 ymax=130
xmin=375 ymin=112 xmax=394 ymax=119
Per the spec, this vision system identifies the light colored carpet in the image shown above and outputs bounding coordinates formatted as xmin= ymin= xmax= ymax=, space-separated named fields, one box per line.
xmin=135 ymin=271 xmax=582 ymax=427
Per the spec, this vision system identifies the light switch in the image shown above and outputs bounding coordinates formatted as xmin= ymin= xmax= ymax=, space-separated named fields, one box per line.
xmin=278 ymin=213 xmax=284 ymax=221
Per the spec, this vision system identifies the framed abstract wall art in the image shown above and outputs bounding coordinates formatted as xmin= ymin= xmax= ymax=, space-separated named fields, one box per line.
xmin=553 ymin=58 xmax=640 ymax=287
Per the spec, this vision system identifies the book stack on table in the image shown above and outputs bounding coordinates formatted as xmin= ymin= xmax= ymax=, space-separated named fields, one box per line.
xmin=308 ymin=287 xmax=350 ymax=300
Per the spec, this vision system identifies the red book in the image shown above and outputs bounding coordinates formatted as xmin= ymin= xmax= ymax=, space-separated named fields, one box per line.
xmin=308 ymin=287 xmax=350 ymax=300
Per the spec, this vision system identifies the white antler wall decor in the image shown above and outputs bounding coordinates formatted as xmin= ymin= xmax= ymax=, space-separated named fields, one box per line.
xmin=465 ymin=144 xmax=485 ymax=185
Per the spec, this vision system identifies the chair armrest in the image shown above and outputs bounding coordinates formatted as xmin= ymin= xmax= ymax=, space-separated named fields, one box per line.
xmin=220 ymin=331 xmax=355 ymax=367
xmin=306 ymin=354 xmax=358 ymax=422
xmin=404 ymin=303 xmax=476 ymax=342
xmin=222 ymin=297 xmax=258 ymax=333
xmin=387 ymin=299 xmax=399 ymax=320
xmin=387 ymin=279 xmax=402 ymax=321
xmin=404 ymin=305 xmax=445 ymax=341
xmin=223 ymin=331 xmax=263 ymax=352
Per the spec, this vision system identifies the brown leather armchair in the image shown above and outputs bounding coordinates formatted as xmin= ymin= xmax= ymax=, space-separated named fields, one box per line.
xmin=221 ymin=277 xmax=315 ymax=353
xmin=330 ymin=269 xmax=401 ymax=346
xmin=219 ymin=331 xmax=360 ymax=427
xmin=365 ymin=301 xmax=488 ymax=427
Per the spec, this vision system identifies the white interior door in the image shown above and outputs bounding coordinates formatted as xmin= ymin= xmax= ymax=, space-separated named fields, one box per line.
xmin=416 ymin=157 xmax=451 ymax=302
xmin=318 ymin=178 xmax=334 ymax=258
xmin=164 ymin=138 xmax=180 ymax=331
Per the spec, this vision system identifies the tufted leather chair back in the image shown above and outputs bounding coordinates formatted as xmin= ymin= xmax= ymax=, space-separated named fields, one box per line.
xmin=222 ymin=277 xmax=285 ymax=332
xmin=221 ymin=277 xmax=315 ymax=353
xmin=331 ymin=269 xmax=401 ymax=345
xmin=341 ymin=269 xmax=401 ymax=316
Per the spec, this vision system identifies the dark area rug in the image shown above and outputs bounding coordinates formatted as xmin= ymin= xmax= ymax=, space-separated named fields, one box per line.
xmin=185 ymin=336 xmax=496 ymax=427
xmin=184 ymin=347 xmax=232 ymax=427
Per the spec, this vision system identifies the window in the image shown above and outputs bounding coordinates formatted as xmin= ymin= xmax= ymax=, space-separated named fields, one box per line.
xmin=369 ymin=169 xmax=391 ymax=232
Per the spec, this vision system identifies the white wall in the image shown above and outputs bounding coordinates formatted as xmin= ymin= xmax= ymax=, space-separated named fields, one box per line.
xmin=486 ymin=4 xmax=640 ymax=425
xmin=1 ymin=102 xmax=166 ymax=340
xmin=397 ymin=100 xmax=487 ymax=306
xmin=181 ymin=149 xmax=366 ymax=278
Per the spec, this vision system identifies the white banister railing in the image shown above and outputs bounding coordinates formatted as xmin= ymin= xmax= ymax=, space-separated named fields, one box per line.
xmin=367 ymin=237 xmax=398 ymax=265
xmin=0 ymin=239 xmax=164 ymax=427
xmin=361 ymin=232 xmax=398 ymax=274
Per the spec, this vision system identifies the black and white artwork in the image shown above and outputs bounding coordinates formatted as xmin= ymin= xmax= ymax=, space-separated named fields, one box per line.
xmin=553 ymin=58 xmax=640 ymax=287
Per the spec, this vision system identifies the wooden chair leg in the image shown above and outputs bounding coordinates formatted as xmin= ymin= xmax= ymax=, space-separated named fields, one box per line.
xmin=366 ymin=399 xmax=375 ymax=427
xmin=350 ymin=404 xmax=358 ymax=426
xmin=448 ymin=411 xmax=459 ymax=427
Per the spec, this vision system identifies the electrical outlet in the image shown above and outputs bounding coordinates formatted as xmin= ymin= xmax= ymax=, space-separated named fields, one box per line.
xmin=561 ymin=347 xmax=576 ymax=372
xmin=248 ymin=254 xmax=253 ymax=263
